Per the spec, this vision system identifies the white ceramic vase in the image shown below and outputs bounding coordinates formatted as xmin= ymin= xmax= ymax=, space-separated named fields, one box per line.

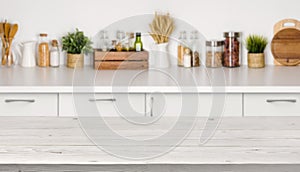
xmin=151 ymin=43 xmax=170 ymax=68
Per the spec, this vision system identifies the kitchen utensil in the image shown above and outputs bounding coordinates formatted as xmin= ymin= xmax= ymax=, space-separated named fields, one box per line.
xmin=3 ymin=22 xmax=11 ymax=65
xmin=17 ymin=41 xmax=36 ymax=67
xmin=7 ymin=24 xmax=18 ymax=65
xmin=0 ymin=23 xmax=6 ymax=65
xmin=271 ymin=19 xmax=300 ymax=66
xmin=0 ymin=33 xmax=6 ymax=65
xmin=4 ymin=22 xmax=10 ymax=41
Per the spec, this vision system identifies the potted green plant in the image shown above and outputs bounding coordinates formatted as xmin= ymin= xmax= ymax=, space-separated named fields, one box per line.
xmin=245 ymin=34 xmax=268 ymax=68
xmin=62 ymin=28 xmax=92 ymax=68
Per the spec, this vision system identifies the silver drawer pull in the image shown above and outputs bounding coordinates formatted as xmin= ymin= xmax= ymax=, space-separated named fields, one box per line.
xmin=89 ymin=98 xmax=116 ymax=102
xmin=5 ymin=99 xmax=35 ymax=103
xmin=150 ymin=97 xmax=154 ymax=117
xmin=266 ymin=99 xmax=297 ymax=103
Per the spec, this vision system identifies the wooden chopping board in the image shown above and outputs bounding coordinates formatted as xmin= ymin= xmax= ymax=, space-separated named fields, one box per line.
xmin=271 ymin=19 xmax=300 ymax=66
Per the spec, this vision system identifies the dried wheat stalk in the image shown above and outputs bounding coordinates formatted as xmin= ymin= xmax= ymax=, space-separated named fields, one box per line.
xmin=149 ymin=12 xmax=175 ymax=44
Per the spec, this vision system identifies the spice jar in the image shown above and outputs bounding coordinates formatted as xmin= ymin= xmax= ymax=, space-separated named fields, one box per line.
xmin=38 ymin=33 xmax=50 ymax=67
xmin=223 ymin=32 xmax=241 ymax=68
xmin=177 ymin=31 xmax=187 ymax=67
xmin=183 ymin=48 xmax=192 ymax=68
xmin=190 ymin=31 xmax=200 ymax=67
xmin=129 ymin=32 xmax=135 ymax=51
xmin=50 ymin=40 xmax=60 ymax=68
xmin=206 ymin=40 xmax=224 ymax=68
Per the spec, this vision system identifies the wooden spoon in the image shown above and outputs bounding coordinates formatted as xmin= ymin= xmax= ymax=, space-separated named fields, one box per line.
xmin=3 ymin=23 xmax=10 ymax=65
xmin=4 ymin=22 xmax=10 ymax=40
xmin=7 ymin=24 xmax=18 ymax=65
xmin=0 ymin=33 xmax=6 ymax=65
xmin=0 ymin=23 xmax=6 ymax=65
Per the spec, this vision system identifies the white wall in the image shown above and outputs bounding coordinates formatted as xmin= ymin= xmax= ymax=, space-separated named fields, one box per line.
xmin=1 ymin=0 xmax=300 ymax=65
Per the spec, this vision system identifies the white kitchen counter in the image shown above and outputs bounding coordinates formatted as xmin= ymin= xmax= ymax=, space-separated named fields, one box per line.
xmin=0 ymin=65 xmax=300 ymax=93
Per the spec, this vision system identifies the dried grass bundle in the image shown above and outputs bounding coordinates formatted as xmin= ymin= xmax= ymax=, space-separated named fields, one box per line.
xmin=149 ymin=12 xmax=175 ymax=44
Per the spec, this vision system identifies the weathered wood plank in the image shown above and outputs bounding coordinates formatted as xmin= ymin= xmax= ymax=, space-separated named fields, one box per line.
xmin=0 ymin=117 xmax=300 ymax=165
xmin=2 ymin=164 xmax=300 ymax=172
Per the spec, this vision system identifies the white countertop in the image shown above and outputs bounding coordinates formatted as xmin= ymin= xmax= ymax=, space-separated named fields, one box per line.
xmin=0 ymin=65 xmax=300 ymax=93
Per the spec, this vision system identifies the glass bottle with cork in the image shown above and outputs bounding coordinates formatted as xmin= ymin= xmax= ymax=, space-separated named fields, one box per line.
xmin=50 ymin=40 xmax=60 ymax=68
xmin=190 ymin=31 xmax=200 ymax=67
xmin=177 ymin=31 xmax=187 ymax=67
xmin=38 ymin=33 xmax=50 ymax=67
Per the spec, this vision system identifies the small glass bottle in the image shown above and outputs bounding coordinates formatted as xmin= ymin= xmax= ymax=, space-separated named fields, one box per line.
xmin=177 ymin=31 xmax=187 ymax=67
xmin=111 ymin=40 xmax=117 ymax=51
xmin=183 ymin=48 xmax=192 ymax=68
xmin=123 ymin=32 xmax=130 ymax=51
xmin=129 ymin=32 xmax=135 ymax=51
xmin=50 ymin=40 xmax=60 ymax=68
xmin=190 ymin=31 xmax=200 ymax=67
xmin=206 ymin=40 xmax=224 ymax=68
xmin=134 ymin=32 xmax=143 ymax=52
xmin=223 ymin=32 xmax=241 ymax=67
xmin=38 ymin=33 xmax=50 ymax=67
xmin=103 ymin=30 xmax=109 ymax=51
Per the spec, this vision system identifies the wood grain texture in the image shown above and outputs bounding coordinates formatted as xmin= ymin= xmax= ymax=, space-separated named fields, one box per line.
xmin=272 ymin=19 xmax=300 ymax=66
xmin=2 ymin=164 xmax=300 ymax=172
xmin=0 ymin=117 xmax=300 ymax=166
xmin=94 ymin=50 xmax=149 ymax=70
xmin=94 ymin=61 xmax=148 ymax=70
xmin=94 ymin=51 xmax=149 ymax=61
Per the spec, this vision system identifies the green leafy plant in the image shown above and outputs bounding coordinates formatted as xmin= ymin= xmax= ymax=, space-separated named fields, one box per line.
xmin=62 ymin=28 xmax=93 ymax=54
xmin=245 ymin=34 xmax=268 ymax=53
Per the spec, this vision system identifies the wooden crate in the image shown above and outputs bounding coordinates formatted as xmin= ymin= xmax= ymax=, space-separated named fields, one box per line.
xmin=93 ymin=50 xmax=149 ymax=70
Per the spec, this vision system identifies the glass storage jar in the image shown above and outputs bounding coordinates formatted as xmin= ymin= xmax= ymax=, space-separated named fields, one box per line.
xmin=206 ymin=40 xmax=224 ymax=68
xmin=223 ymin=32 xmax=241 ymax=68
xmin=38 ymin=33 xmax=50 ymax=67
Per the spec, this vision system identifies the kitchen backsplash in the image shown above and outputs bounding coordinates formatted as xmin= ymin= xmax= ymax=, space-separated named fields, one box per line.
xmin=1 ymin=0 xmax=300 ymax=65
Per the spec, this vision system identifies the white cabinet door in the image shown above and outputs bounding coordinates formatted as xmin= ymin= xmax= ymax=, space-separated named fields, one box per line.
xmin=0 ymin=94 xmax=58 ymax=116
xmin=146 ymin=93 xmax=242 ymax=117
xmin=59 ymin=94 xmax=145 ymax=117
xmin=244 ymin=94 xmax=300 ymax=116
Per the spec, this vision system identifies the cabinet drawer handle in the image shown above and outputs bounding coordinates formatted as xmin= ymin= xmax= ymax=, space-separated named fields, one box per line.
xmin=150 ymin=97 xmax=154 ymax=117
xmin=266 ymin=99 xmax=297 ymax=103
xmin=5 ymin=99 xmax=35 ymax=103
xmin=89 ymin=98 xmax=116 ymax=102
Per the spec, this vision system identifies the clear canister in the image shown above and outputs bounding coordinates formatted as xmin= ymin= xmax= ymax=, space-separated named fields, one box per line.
xmin=38 ymin=33 xmax=50 ymax=67
xmin=206 ymin=40 xmax=224 ymax=68
xmin=223 ymin=32 xmax=241 ymax=67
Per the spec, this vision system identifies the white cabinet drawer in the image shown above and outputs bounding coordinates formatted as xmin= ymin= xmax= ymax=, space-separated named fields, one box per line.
xmin=244 ymin=94 xmax=300 ymax=116
xmin=0 ymin=94 xmax=58 ymax=116
xmin=59 ymin=94 xmax=145 ymax=117
xmin=146 ymin=94 xmax=242 ymax=117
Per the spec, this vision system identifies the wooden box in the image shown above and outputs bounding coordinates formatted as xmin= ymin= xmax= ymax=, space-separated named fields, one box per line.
xmin=93 ymin=50 xmax=149 ymax=70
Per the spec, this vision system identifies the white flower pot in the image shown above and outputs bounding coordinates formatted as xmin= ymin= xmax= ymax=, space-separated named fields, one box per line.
xmin=150 ymin=43 xmax=170 ymax=68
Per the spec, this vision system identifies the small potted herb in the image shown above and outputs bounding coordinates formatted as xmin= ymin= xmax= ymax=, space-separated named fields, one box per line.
xmin=245 ymin=34 xmax=268 ymax=68
xmin=62 ymin=28 xmax=92 ymax=68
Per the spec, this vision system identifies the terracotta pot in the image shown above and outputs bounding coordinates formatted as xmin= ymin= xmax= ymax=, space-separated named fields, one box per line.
xmin=247 ymin=53 xmax=265 ymax=68
xmin=67 ymin=54 xmax=84 ymax=68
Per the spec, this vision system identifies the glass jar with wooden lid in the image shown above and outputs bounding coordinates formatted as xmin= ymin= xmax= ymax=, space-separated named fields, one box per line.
xmin=38 ymin=33 xmax=50 ymax=67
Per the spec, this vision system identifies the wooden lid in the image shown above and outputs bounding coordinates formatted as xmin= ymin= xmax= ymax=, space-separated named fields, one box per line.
xmin=271 ymin=19 xmax=300 ymax=66
xmin=40 ymin=33 xmax=48 ymax=37
xmin=52 ymin=40 xmax=58 ymax=47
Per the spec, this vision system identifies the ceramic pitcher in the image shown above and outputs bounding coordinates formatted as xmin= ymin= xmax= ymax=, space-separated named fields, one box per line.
xmin=17 ymin=41 xmax=36 ymax=67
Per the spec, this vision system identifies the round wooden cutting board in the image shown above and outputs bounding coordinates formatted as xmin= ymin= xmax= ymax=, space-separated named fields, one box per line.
xmin=271 ymin=19 xmax=300 ymax=66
